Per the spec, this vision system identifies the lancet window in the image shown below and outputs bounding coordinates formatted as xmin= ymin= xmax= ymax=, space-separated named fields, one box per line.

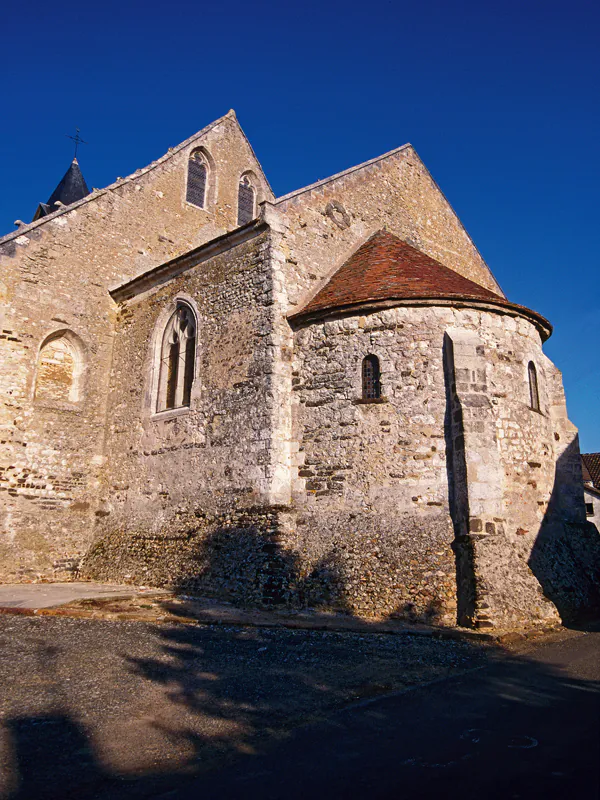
xmin=237 ymin=175 xmax=255 ymax=225
xmin=528 ymin=361 xmax=540 ymax=412
xmin=158 ymin=304 xmax=197 ymax=411
xmin=35 ymin=331 xmax=84 ymax=404
xmin=186 ymin=150 xmax=208 ymax=208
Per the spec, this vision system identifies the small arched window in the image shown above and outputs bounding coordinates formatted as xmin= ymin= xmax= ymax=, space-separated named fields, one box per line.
xmin=528 ymin=361 xmax=540 ymax=412
xmin=186 ymin=150 xmax=208 ymax=209
xmin=362 ymin=355 xmax=381 ymax=401
xmin=158 ymin=304 xmax=197 ymax=411
xmin=35 ymin=331 xmax=84 ymax=404
xmin=237 ymin=176 xmax=255 ymax=225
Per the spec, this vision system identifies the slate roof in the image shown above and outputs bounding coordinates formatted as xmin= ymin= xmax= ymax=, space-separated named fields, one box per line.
xmin=33 ymin=158 xmax=90 ymax=220
xmin=581 ymin=453 xmax=600 ymax=489
xmin=289 ymin=230 xmax=552 ymax=339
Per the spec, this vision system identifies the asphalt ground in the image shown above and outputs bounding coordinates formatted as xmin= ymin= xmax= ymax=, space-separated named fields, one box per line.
xmin=0 ymin=615 xmax=597 ymax=800
xmin=183 ymin=625 xmax=600 ymax=800
xmin=0 ymin=614 xmax=489 ymax=799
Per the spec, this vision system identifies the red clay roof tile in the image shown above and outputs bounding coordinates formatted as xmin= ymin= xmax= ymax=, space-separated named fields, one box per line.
xmin=289 ymin=230 xmax=551 ymax=340
xmin=294 ymin=230 xmax=502 ymax=317
xmin=582 ymin=453 xmax=600 ymax=489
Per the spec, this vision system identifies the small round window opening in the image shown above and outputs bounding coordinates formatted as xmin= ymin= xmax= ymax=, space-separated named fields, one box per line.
xmin=362 ymin=355 xmax=381 ymax=401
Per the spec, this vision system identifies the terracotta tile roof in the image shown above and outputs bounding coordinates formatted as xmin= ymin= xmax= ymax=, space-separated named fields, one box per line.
xmin=289 ymin=230 xmax=552 ymax=339
xmin=582 ymin=453 xmax=600 ymax=489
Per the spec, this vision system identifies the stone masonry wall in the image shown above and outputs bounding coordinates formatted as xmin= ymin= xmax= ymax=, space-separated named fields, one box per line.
xmin=81 ymin=230 xmax=284 ymax=585
xmin=290 ymin=305 xmax=577 ymax=625
xmin=273 ymin=145 xmax=504 ymax=320
xmin=0 ymin=113 xmax=271 ymax=580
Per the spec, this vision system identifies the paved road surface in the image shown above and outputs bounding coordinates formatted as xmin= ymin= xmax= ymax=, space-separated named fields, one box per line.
xmin=171 ymin=627 xmax=600 ymax=800
xmin=0 ymin=614 xmax=597 ymax=799
xmin=0 ymin=614 xmax=486 ymax=799
xmin=0 ymin=582 xmax=161 ymax=609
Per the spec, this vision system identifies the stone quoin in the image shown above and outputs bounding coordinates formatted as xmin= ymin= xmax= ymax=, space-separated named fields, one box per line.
xmin=1 ymin=110 xmax=599 ymax=629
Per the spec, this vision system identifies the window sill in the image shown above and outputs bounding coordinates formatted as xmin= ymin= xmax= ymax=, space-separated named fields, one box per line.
xmin=34 ymin=400 xmax=82 ymax=414
xmin=353 ymin=397 xmax=389 ymax=405
xmin=152 ymin=406 xmax=191 ymax=421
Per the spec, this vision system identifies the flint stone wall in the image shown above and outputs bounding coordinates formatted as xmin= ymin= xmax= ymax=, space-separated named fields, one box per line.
xmin=290 ymin=304 xmax=595 ymax=625
xmin=80 ymin=230 xmax=278 ymax=571
xmin=83 ymin=291 xmax=600 ymax=625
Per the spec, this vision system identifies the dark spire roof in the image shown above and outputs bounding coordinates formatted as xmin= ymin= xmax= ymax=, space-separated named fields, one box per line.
xmin=32 ymin=158 xmax=90 ymax=221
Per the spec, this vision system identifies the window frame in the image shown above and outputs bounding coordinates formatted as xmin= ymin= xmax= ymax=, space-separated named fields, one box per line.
xmin=528 ymin=360 xmax=541 ymax=413
xmin=33 ymin=329 xmax=86 ymax=410
xmin=150 ymin=297 xmax=199 ymax=419
xmin=185 ymin=150 xmax=209 ymax=209
xmin=237 ymin=174 xmax=256 ymax=226
xmin=361 ymin=354 xmax=382 ymax=402
xmin=585 ymin=501 xmax=594 ymax=517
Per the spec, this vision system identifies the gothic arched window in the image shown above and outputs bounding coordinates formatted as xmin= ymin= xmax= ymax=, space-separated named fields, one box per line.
xmin=158 ymin=304 xmax=197 ymax=411
xmin=237 ymin=176 xmax=255 ymax=225
xmin=528 ymin=361 xmax=540 ymax=412
xmin=362 ymin=355 xmax=381 ymax=401
xmin=186 ymin=150 xmax=208 ymax=209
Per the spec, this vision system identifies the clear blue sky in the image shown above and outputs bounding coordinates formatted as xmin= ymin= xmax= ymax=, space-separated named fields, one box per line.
xmin=1 ymin=0 xmax=599 ymax=449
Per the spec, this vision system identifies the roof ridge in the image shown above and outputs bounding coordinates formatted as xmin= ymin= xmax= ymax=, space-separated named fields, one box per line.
xmin=230 ymin=111 xmax=274 ymax=197
xmin=0 ymin=111 xmax=234 ymax=247
xmin=273 ymin=143 xmax=413 ymax=205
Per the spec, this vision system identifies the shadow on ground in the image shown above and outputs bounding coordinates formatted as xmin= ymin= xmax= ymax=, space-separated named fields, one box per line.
xmin=1 ymin=615 xmax=599 ymax=800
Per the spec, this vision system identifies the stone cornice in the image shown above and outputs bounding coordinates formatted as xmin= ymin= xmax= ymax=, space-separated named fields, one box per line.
xmin=110 ymin=219 xmax=269 ymax=303
xmin=289 ymin=296 xmax=553 ymax=342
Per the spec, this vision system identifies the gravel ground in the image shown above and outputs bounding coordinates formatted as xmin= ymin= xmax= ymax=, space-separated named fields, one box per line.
xmin=0 ymin=615 xmax=490 ymax=799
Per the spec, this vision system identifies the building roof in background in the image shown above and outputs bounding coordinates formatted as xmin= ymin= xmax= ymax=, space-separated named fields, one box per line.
xmin=582 ymin=453 xmax=600 ymax=489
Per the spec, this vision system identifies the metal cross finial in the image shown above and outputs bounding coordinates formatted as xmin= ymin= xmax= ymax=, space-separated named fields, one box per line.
xmin=66 ymin=128 xmax=88 ymax=159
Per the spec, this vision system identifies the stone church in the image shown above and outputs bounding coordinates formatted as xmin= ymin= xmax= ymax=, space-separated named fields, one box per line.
xmin=1 ymin=110 xmax=599 ymax=629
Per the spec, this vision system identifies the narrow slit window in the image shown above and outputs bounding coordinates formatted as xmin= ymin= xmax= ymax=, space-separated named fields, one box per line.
xmin=528 ymin=361 xmax=540 ymax=412
xmin=237 ymin=176 xmax=255 ymax=225
xmin=186 ymin=152 xmax=207 ymax=208
xmin=158 ymin=304 xmax=197 ymax=411
xmin=362 ymin=355 xmax=381 ymax=401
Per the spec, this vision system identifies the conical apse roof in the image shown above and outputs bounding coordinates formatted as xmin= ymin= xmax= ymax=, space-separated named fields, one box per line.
xmin=290 ymin=230 xmax=552 ymax=340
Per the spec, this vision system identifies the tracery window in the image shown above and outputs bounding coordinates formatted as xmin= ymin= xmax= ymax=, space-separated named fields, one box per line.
xmin=237 ymin=175 xmax=255 ymax=225
xmin=186 ymin=150 xmax=208 ymax=208
xmin=528 ymin=361 xmax=540 ymax=412
xmin=362 ymin=355 xmax=381 ymax=401
xmin=157 ymin=304 xmax=197 ymax=411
